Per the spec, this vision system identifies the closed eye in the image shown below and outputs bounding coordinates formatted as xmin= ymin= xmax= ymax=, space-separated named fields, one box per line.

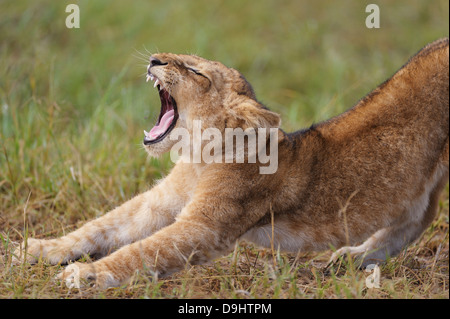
xmin=187 ymin=67 xmax=202 ymax=75
xmin=187 ymin=67 xmax=210 ymax=81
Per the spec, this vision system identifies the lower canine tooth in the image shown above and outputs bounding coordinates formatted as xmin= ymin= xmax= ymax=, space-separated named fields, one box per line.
xmin=154 ymin=79 xmax=159 ymax=88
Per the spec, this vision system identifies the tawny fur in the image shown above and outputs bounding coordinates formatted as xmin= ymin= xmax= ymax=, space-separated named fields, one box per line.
xmin=15 ymin=39 xmax=449 ymax=289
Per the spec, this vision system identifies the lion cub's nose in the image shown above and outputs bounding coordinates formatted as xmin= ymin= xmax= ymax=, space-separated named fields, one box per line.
xmin=150 ymin=57 xmax=167 ymax=67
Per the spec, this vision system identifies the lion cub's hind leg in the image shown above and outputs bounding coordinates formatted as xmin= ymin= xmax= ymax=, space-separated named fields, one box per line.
xmin=330 ymin=225 xmax=414 ymax=268
xmin=330 ymin=165 xmax=448 ymax=268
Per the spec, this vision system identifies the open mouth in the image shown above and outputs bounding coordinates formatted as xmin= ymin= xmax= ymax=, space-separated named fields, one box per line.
xmin=143 ymin=74 xmax=179 ymax=145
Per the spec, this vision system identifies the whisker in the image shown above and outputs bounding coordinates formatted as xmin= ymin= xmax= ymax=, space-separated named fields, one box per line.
xmin=134 ymin=47 xmax=150 ymax=58
xmin=132 ymin=54 xmax=150 ymax=63
xmin=133 ymin=52 xmax=149 ymax=61
xmin=142 ymin=45 xmax=153 ymax=56
xmin=147 ymin=45 xmax=161 ymax=55
xmin=132 ymin=51 xmax=150 ymax=62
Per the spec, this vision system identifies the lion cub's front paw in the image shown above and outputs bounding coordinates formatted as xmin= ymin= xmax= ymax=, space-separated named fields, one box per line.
xmin=57 ymin=263 xmax=92 ymax=289
xmin=57 ymin=262 xmax=119 ymax=289
xmin=12 ymin=238 xmax=45 ymax=265
xmin=13 ymin=238 xmax=70 ymax=265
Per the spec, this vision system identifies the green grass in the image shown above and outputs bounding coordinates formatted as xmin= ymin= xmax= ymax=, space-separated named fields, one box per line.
xmin=0 ymin=0 xmax=448 ymax=299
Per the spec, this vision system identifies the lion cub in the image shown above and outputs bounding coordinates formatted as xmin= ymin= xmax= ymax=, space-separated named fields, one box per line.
xmin=15 ymin=39 xmax=449 ymax=289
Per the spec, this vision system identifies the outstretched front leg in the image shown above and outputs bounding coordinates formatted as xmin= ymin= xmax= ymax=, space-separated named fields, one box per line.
xmin=58 ymin=179 xmax=268 ymax=289
xmin=14 ymin=164 xmax=193 ymax=265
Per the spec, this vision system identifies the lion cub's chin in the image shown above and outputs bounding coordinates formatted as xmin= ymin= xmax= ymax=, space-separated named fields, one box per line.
xmin=143 ymin=135 xmax=176 ymax=158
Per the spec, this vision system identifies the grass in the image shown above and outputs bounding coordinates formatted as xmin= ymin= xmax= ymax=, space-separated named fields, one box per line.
xmin=0 ymin=0 xmax=448 ymax=299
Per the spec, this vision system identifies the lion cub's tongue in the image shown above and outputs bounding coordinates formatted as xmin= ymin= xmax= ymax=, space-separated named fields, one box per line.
xmin=148 ymin=109 xmax=175 ymax=140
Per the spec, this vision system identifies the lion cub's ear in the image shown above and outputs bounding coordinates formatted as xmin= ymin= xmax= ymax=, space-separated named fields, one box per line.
xmin=234 ymin=101 xmax=281 ymax=130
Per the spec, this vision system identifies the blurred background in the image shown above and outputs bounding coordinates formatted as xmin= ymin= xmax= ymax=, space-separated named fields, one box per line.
xmin=0 ymin=1 xmax=449 ymax=228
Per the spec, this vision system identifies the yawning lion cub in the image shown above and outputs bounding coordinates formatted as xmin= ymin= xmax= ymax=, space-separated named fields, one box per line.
xmin=15 ymin=39 xmax=449 ymax=289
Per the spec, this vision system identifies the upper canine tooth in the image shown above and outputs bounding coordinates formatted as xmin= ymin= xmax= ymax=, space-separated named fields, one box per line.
xmin=154 ymin=79 xmax=160 ymax=88
xmin=146 ymin=75 xmax=151 ymax=82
